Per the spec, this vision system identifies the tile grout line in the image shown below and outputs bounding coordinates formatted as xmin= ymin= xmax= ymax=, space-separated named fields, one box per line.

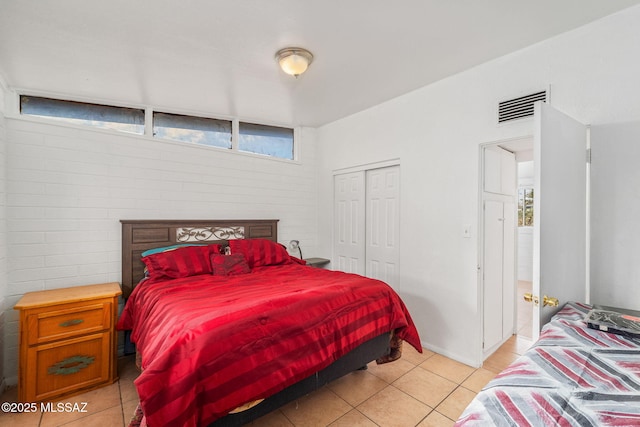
xmin=118 ymin=377 xmax=126 ymax=427
xmin=6 ymin=343 xmax=515 ymax=427
xmin=362 ymin=350 xmax=480 ymax=425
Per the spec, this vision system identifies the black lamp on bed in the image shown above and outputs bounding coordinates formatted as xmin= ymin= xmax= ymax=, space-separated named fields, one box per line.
xmin=288 ymin=240 xmax=302 ymax=259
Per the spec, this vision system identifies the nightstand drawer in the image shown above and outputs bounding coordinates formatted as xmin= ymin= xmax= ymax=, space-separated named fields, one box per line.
xmin=26 ymin=331 xmax=111 ymax=402
xmin=26 ymin=300 xmax=112 ymax=346
xmin=15 ymin=282 xmax=121 ymax=402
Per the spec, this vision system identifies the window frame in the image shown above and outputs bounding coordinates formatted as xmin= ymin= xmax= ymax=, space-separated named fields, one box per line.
xmin=237 ymin=121 xmax=295 ymax=160
xmin=152 ymin=110 xmax=233 ymax=150
xmin=517 ymin=186 xmax=534 ymax=227
xmin=15 ymin=93 xmax=299 ymax=163
xmin=19 ymin=95 xmax=145 ymax=135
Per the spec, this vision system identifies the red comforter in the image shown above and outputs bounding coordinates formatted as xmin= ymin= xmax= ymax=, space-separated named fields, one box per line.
xmin=117 ymin=263 xmax=421 ymax=427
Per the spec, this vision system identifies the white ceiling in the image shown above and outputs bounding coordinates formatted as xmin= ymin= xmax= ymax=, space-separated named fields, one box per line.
xmin=1 ymin=0 xmax=639 ymax=128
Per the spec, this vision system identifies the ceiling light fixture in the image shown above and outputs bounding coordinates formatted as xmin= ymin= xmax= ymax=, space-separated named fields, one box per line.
xmin=275 ymin=47 xmax=313 ymax=77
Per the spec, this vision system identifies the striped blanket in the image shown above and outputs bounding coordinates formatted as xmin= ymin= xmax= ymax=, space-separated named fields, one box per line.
xmin=456 ymin=302 xmax=640 ymax=427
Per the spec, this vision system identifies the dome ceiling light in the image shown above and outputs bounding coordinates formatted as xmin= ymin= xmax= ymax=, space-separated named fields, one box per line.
xmin=275 ymin=47 xmax=314 ymax=78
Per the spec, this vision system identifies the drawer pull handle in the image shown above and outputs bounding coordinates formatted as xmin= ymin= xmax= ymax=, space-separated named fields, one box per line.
xmin=48 ymin=355 xmax=95 ymax=376
xmin=59 ymin=319 xmax=84 ymax=327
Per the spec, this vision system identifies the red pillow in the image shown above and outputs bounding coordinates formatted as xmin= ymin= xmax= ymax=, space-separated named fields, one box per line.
xmin=142 ymin=244 xmax=220 ymax=280
xmin=228 ymin=239 xmax=291 ymax=268
xmin=210 ymin=253 xmax=251 ymax=276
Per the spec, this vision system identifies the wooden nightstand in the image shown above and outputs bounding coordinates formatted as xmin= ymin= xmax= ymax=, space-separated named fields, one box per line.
xmin=14 ymin=282 xmax=122 ymax=402
xmin=305 ymin=257 xmax=330 ymax=268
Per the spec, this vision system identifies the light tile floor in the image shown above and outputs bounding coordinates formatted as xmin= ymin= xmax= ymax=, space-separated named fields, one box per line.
xmin=0 ymin=335 xmax=532 ymax=427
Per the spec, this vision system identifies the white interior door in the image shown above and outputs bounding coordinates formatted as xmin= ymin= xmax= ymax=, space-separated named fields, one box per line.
xmin=502 ymin=200 xmax=516 ymax=338
xmin=334 ymin=172 xmax=366 ymax=274
xmin=532 ymin=102 xmax=587 ymax=339
xmin=365 ymin=166 xmax=400 ymax=290
xmin=481 ymin=145 xmax=517 ymax=356
xmin=483 ymin=199 xmax=506 ymax=351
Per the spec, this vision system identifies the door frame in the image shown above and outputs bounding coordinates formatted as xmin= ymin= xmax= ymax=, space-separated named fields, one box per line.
xmin=477 ymin=136 xmax=531 ymax=363
xmin=332 ymin=158 xmax=400 ymax=176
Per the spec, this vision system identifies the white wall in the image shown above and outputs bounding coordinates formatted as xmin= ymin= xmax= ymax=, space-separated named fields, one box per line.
xmin=0 ymin=79 xmax=7 ymax=389
xmin=590 ymin=121 xmax=640 ymax=310
xmin=316 ymin=5 xmax=640 ymax=366
xmin=2 ymin=115 xmax=318 ymax=384
xmin=2 ymin=4 xmax=640 ymax=382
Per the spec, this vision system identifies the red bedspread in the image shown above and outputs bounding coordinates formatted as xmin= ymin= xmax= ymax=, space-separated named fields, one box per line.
xmin=117 ymin=264 xmax=421 ymax=427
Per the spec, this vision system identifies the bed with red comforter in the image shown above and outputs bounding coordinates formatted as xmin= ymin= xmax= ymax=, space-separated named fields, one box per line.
xmin=118 ymin=247 xmax=421 ymax=427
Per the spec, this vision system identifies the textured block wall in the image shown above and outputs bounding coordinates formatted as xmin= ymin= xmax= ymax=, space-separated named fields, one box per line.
xmin=2 ymin=117 xmax=318 ymax=383
xmin=0 ymin=88 xmax=6 ymax=388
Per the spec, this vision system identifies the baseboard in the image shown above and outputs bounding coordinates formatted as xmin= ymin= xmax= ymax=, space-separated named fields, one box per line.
xmin=422 ymin=340 xmax=481 ymax=368
xmin=3 ymin=375 xmax=17 ymax=388
xmin=482 ymin=334 xmax=511 ymax=360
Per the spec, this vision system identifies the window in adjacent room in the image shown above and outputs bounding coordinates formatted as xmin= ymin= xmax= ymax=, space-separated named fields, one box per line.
xmin=238 ymin=122 xmax=294 ymax=160
xmin=517 ymin=187 xmax=534 ymax=227
xmin=20 ymin=96 xmax=145 ymax=135
xmin=153 ymin=112 xmax=232 ymax=149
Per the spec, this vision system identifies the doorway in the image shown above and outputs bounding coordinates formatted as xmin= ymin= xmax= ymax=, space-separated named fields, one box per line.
xmin=479 ymin=137 xmax=533 ymax=358
xmin=480 ymin=102 xmax=589 ymax=362
xmin=515 ymin=159 xmax=534 ymax=340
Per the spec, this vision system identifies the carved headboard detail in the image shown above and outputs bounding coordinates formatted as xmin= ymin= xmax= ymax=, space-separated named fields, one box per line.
xmin=176 ymin=226 xmax=246 ymax=242
xmin=120 ymin=219 xmax=279 ymax=298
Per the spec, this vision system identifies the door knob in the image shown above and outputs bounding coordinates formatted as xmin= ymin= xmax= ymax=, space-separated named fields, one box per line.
xmin=523 ymin=293 xmax=539 ymax=306
xmin=543 ymin=296 xmax=559 ymax=307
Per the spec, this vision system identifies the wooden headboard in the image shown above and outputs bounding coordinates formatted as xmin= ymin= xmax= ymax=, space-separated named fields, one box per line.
xmin=120 ymin=219 xmax=279 ymax=298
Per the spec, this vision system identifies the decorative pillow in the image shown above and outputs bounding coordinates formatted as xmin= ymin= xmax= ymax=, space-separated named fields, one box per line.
xmin=142 ymin=244 xmax=221 ymax=280
xmin=228 ymin=239 xmax=291 ymax=268
xmin=210 ymin=253 xmax=251 ymax=276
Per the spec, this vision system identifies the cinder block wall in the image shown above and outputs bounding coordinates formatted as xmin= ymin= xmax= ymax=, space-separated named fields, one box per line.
xmin=2 ymin=115 xmax=318 ymax=385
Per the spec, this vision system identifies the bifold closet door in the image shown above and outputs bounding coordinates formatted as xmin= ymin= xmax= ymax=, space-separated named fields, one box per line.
xmin=334 ymin=171 xmax=366 ymax=275
xmin=365 ymin=166 xmax=400 ymax=290
xmin=334 ymin=166 xmax=400 ymax=287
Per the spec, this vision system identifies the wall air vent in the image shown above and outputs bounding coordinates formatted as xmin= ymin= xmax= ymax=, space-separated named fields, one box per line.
xmin=498 ymin=90 xmax=547 ymax=123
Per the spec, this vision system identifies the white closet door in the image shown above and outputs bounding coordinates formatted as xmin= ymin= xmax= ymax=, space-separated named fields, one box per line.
xmin=333 ymin=172 xmax=366 ymax=275
xmin=482 ymin=144 xmax=516 ymax=355
xmin=483 ymin=148 xmax=503 ymax=194
xmin=502 ymin=200 xmax=516 ymax=339
xmin=483 ymin=199 xmax=516 ymax=352
xmin=484 ymin=146 xmax=517 ymax=195
xmin=365 ymin=166 xmax=400 ymax=290
xmin=483 ymin=200 xmax=505 ymax=351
